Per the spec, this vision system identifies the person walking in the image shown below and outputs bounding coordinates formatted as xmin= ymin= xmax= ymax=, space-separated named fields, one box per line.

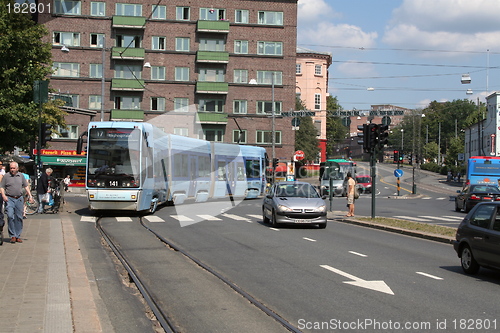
xmin=0 ymin=162 xmax=4 ymax=235
xmin=63 ymin=175 xmax=71 ymax=192
xmin=345 ymin=171 xmax=356 ymax=217
xmin=0 ymin=162 xmax=34 ymax=243
xmin=36 ymin=168 xmax=53 ymax=214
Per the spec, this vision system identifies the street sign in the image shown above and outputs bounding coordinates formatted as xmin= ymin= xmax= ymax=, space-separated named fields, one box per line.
xmin=281 ymin=111 xmax=316 ymax=117
xmin=394 ymin=169 xmax=404 ymax=177
xmin=294 ymin=150 xmax=305 ymax=160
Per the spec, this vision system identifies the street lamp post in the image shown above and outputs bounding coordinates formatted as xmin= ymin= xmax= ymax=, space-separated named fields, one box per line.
xmin=401 ymin=129 xmax=404 ymax=164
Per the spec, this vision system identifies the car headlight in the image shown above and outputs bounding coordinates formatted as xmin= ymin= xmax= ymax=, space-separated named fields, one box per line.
xmin=314 ymin=205 xmax=326 ymax=212
xmin=278 ymin=204 xmax=293 ymax=212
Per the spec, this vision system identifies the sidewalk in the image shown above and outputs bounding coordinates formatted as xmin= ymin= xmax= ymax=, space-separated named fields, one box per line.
xmin=0 ymin=211 xmax=102 ymax=332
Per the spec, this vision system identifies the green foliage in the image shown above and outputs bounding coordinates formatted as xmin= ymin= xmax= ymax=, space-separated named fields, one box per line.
xmin=423 ymin=142 xmax=439 ymax=162
xmin=325 ymin=96 xmax=347 ymax=158
xmin=295 ymin=96 xmax=319 ymax=162
xmin=0 ymin=1 xmax=65 ymax=153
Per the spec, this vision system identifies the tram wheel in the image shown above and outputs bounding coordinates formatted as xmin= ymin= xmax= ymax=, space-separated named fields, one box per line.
xmin=149 ymin=199 xmax=158 ymax=214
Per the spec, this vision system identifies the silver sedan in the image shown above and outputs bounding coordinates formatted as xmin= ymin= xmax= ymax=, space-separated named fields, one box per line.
xmin=262 ymin=181 xmax=327 ymax=228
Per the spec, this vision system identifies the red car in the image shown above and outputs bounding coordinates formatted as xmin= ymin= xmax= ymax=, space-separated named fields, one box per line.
xmin=356 ymin=174 xmax=372 ymax=193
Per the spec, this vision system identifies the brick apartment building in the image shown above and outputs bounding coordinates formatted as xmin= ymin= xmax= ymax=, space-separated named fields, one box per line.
xmin=35 ymin=0 xmax=298 ymax=180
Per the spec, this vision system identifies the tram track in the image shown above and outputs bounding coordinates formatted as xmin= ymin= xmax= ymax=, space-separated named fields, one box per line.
xmin=95 ymin=215 xmax=301 ymax=333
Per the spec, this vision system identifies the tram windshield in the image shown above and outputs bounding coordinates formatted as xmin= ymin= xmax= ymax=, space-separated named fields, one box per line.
xmin=87 ymin=128 xmax=142 ymax=188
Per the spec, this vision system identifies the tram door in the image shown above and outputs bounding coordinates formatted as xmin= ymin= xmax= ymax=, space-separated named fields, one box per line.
xmin=188 ymin=156 xmax=197 ymax=197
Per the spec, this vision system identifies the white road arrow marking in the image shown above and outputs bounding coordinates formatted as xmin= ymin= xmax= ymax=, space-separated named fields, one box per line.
xmin=320 ymin=265 xmax=394 ymax=295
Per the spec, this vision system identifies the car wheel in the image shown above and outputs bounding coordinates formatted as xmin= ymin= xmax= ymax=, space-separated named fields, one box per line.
xmin=318 ymin=223 xmax=327 ymax=229
xmin=455 ymin=201 xmax=461 ymax=212
xmin=464 ymin=204 xmax=471 ymax=213
xmin=271 ymin=210 xmax=278 ymax=227
xmin=460 ymin=245 xmax=480 ymax=274
xmin=262 ymin=208 xmax=270 ymax=224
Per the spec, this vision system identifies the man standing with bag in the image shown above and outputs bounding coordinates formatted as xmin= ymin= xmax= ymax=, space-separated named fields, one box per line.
xmin=36 ymin=168 xmax=53 ymax=214
xmin=0 ymin=162 xmax=34 ymax=243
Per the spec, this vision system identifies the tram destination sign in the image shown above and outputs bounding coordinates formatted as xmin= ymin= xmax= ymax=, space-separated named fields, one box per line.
xmin=281 ymin=111 xmax=316 ymax=117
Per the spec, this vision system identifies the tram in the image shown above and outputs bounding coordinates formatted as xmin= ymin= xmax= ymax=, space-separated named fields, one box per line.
xmin=78 ymin=121 xmax=267 ymax=213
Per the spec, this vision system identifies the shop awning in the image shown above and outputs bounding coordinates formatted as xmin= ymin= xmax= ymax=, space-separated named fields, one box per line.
xmin=40 ymin=156 xmax=86 ymax=166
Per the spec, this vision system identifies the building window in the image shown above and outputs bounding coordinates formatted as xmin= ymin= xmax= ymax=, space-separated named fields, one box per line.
xmin=52 ymin=62 xmax=79 ymax=77
xmin=89 ymin=64 xmax=102 ymax=78
xmin=234 ymin=9 xmax=249 ymax=23
xmin=257 ymin=71 xmax=282 ymax=85
xmin=199 ymin=8 xmax=225 ymax=21
xmin=314 ymin=93 xmax=321 ymax=110
xmin=54 ymin=1 xmax=81 ymax=15
xmin=152 ymin=36 xmax=165 ymax=50
xmin=256 ymin=101 xmax=282 ymax=115
xmin=174 ymin=128 xmax=188 ymax=136
xmin=116 ymin=35 xmax=141 ymax=48
xmin=233 ymin=69 xmax=248 ymax=83
xmin=53 ymin=32 xmax=80 ymax=46
xmin=175 ymin=67 xmax=189 ymax=81
xmin=115 ymin=3 xmax=142 ymax=16
xmin=152 ymin=5 xmax=166 ymax=19
xmin=174 ymin=98 xmax=189 ymax=112
xmin=234 ymin=40 xmax=248 ymax=54
xmin=53 ymin=125 xmax=78 ymax=139
xmin=151 ymin=97 xmax=165 ymax=111
xmin=151 ymin=66 xmax=165 ymax=80
xmin=256 ymin=130 xmax=281 ymax=144
xmin=199 ymin=38 xmax=225 ymax=52
xmin=258 ymin=11 xmax=283 ymax=25
xmin=114 ymin=65 xmax=142 ymax=79
xmin=296 ymin=64 xmax=302 ymax=74
xmin=89 ymin=95 xmax=101 ymax=110
xmin=176 ymin=6 xmax=190 ymax=20
xmin=68 ymin=95 xmax=79 ymax=108
xmin=199 ymin=99 xmax=224 ymax=112
xmin=315 ymin=64 xmax=322 ymax=75
xmin=90 ymin=33 xmax=104 ymax=47
xmin=90 ymin=2 xmax=105 ymax=16
xmin=257 ymin=41 xmax=282 ymax=56
xmin=201 ymin=129 xmax=224 ymax=142
xmin=115 ymin=96 xmax=141 ymax=110
xmin=233 ymin=100 xmax=247 ymax=114
xmin=199 ymin=68 xmax=225 ymax=82
xmin=233 ymin=130 xmax=247 ymax=143
xmin=175 ymin=37 xmax=190 ymax=51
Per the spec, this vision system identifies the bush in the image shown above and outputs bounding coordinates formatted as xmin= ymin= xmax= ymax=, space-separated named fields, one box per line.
xmin=420 ymin=162 xmax=441 ymax=173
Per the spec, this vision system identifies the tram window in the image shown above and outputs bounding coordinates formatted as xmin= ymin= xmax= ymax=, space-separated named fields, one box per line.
xmin=237 ymin=162 xmax=245 ymax=180
xmin=245 ymin=159 xmax=260 ymax=178
xmin=217 ymin=161 xmax=226 ymax=180
xmin=174 ymin=154 xmax=188 ymax=177
xmin=199 ymin=156 xmax=210 ymax=177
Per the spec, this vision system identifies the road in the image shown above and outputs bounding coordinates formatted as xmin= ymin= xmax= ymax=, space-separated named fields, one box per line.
xmin=64 ymin=170 xmax=500 ymax=332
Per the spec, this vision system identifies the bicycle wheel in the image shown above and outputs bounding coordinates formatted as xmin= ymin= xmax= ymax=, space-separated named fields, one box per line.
xmin=26 ymin=198 xmax=39 ymax=215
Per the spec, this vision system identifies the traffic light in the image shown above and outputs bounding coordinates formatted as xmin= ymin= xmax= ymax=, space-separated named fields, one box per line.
xmin=377 ymin=124 xmax=389 ymax=149
xmin=367 ymin=123 xmax=378 ymax=151
xmin=41 ymin=123 xmax=53 ymax=148
xmin=393 ymin=150 xmax=399 ymax=163
xmin=357 ymin=124 xmax=368 ymax=152
xmin=399 ymin=153 xmax=404 ymax=162
xmin=272 ymin=158 xmax=279 ymax=169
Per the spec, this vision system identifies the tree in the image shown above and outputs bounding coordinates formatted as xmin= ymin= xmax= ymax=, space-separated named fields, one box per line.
xmin=325 ymin=96 xmax=347 ymax=158
xmin=294 ymin=96 xmax=319 ymax=162
xmin=0 ymin=0 xmax=66 ymax=153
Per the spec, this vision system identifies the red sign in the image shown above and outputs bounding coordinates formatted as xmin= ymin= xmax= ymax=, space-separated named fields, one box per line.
xmin=33 ymin=149 xmax=86 ymax=156
xmin=295 ymin=150 xmax=305 ymax=160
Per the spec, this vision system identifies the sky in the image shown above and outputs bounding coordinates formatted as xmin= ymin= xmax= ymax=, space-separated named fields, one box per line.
xmin=297 ymin=0 xmax=500 ymax=111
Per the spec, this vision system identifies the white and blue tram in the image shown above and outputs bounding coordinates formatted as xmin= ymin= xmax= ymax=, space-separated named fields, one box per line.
xmin=81 ymin=121 xmax=267 ymax=212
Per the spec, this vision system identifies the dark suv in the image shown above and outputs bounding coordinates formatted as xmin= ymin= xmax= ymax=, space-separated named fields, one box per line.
xmin=453 ymin=202 xmax=500 ymax=274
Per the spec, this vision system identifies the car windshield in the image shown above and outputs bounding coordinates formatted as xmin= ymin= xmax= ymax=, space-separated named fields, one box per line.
xmin=356 ymin=177 xmax=370 ymax=183
xmin=470 ymin=185 xmax=500 ymax=194
xmin=274 ymin=184 xmax=320 ymax=198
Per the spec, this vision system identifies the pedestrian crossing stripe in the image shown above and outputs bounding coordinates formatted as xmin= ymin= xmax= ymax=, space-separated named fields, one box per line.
xmin=247 ymin=214 xmax=262 ymax=219
xmin=197 ymin=214 xmax=222 ymax=221
xmin=143 ymin=216 xmax=164 ymax=223
xmin=172 ymin=215 xmax=194 ymax=222
xmin=221 ymin=213 xmax=252 ymax=222
xmin=419 ymin=216 xmax=459 ymax=222
xmin=116 ymin=217 xmax=132 ymax=222
xmin=393 ymin=216 xmax=432 ymax=222
xmin=81 ymin=216 xmax=96 ymax=223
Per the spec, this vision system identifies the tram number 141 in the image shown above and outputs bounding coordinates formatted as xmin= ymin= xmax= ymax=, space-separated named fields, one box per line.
xmin=109 ymin=180 xmax=119 ymax=187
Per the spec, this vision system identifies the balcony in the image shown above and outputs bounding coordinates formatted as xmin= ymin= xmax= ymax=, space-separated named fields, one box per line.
xmin=197 ymin=20 xmax=230 ymax=33
xmin=111 ymin=78 xmax=145 ymax=91
xmin=111 ymin=47 xmax=145 ymax=60
xmin=112 ymin=16 xmax=146 ymax=29
xmin=196 ymin=82 xmax=228 ymax=94
xmin=196 ymin=112 xmax=228 ymax=124
xmin=196 ymin=51 xmax=229 ymax=63
xmin=111 ymin=110 xmax=144 ymax=121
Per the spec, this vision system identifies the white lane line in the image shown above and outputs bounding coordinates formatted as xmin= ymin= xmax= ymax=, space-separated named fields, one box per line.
xmin=303 ymin=237 xmax=317 ymax=242
xmin=197 ymin=215 xmax=222 ymax=221
xmin=172 ymin=215 xmax=194 ymax=222
xmin=416 ymin=272 xmax=443 ymax=280
xmin=269 ymin=228 xmax=280 ymax=231
xmin=420 ymin=216 xmax=460 ymax=222
xmin=81 ymin=216 xmax=96 ymax=223
xmin=442 ymin=216 xmax=464 ymax=220
xmin=222 ymin=213 xmax=252 ymax=222
xmin=143 ymin=216 xmax=164 ymax=223
xmin=421 ymin=197 xmax=432 ymax=200
xmin=247 ymin=214 xmax=262 ymax=220
xmin=116 ymin=217 xmax=132 ymax=222
xmin=436 ymin=197 xmax=446 ymax=200
xmin=349 ymin=251 xmax=367 ymax=257
xmin=393 ymin=216 xmax=432 ymax=222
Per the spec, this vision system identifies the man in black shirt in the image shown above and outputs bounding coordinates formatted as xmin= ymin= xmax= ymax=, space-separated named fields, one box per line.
xmin=36 ymin=168 xmax=53 ymax=213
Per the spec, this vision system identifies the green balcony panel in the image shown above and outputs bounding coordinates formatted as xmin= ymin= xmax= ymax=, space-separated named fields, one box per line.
xmin=112 ymin=16 xmax=146 ymax=28
xmin=197 ymin=20 xmax=230 ymax=33
xmin=196 ymin=51 xmax=229 ymax=63
xmin=111 ymin=47 xmax=145 ymax=60
xmin=197 ymin=112 xmax=228 ymax=124
xmin=196 ymin=82 xmax=228 ymax=94
xmin=111 ymin=78 xmax=145 ymax=91
xmin=111 ymin=110 xmax=144 ymax=120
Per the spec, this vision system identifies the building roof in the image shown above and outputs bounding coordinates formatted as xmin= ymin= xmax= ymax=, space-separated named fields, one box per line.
xmin=296 ymin=46 xmax=331 ymax=56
